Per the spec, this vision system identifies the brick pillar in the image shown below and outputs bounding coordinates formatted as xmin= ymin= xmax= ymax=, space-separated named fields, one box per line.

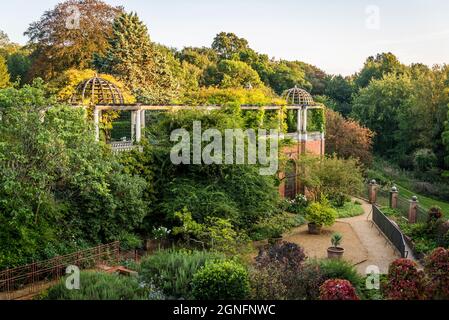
xmin=390 ymin=186 xmax=398 ymax=209
xmin=408 ymin=196 xmax=418 ymax=224
xmin=368 ymin=179 xmax=378 ymax=204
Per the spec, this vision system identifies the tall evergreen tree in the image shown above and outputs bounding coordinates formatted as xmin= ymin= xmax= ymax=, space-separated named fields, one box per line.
xmin=95 ymin=12 xmax=177 ymax=104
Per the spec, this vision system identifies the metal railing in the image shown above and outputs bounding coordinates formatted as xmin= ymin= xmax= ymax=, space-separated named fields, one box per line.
xmin=0 ymin=242 xmax=120 ymax=300
xmin=372 ymin=206 xmax=408 ymax=258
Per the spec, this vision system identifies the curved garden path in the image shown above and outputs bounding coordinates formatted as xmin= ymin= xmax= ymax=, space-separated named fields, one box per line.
xmin=339 ymin=198 xmax=401 ymax=274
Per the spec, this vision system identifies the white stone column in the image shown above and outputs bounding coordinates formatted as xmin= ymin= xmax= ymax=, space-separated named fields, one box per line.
xmin=135 ymin=109 xmax=142 ymax=143
xmin=140 ymin=110 xmax=146 ymax=131
xmin=131 ymin=111 xmax=136 ymax=142
xmin=302 ymin=107 xmax=308 ymax=141
xmin=297 ymin=107 xmax=302 ymax=141
xmin=93 ymin=107 xmax=100 ymax=142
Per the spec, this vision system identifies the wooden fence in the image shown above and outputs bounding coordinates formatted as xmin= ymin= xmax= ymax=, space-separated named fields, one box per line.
xmin=0 ymin=242 xmax=120 ymax=300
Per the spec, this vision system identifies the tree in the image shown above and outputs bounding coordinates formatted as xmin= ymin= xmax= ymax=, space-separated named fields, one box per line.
xmin=0 ymin=80 xmax=147 ymax=268
xmin=0 ymin=56 xmax=10 ymax=88
xmin=324 ymin=75 xmax=355 ymax=116
xmin=268 ymin=61 xmax=311 ymax=95
xmin=211 ymin=32 xmax=249 ymax=59
xmin=25 ymin=0 xmax=123 ymax=79
xmin=354 ymin=52 xmax=405 ymax=89
xmin=204 ymin=59 xmax=262 ymax=89
xmin=325 ymin=109 xmax=374 ymax=166
xmin=95 ymin=12 xmax=177 ymax=104
xmin=0 ymin=30 xmax=8 ymax=47
xmin=7 ymin=52 xmax=31 ymax=85
xmin=352 ymin=73 xmax=413 ymax=156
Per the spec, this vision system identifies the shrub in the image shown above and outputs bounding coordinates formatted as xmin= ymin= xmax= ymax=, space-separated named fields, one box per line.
xmin=305 ymin=200 xmax=337 ymax=227
xmin=285 ymin=194 xmax=309 ymax=214
xmin=384 ymin=259 xmax=426 ymax=300
xmin=319 ymin=279 xmax=359 ymax=300
xmin=250 ymin=213 xmax=305 ymax=241
xmin=249 ymin=265 xmax=287 ymax=300
xmin=413 ymin=148 xmax=437 ymax=172
xmin=139 ymin=249 xmax=223 ymax=299
xmin=318 ymin=259 xmax=363 ymax=294
xmin=255 ymin=241 xmax=306 ymax=272
xmin=424 ymin=247 xmax=449 ymax=299
xmin=192 ymin=260 xmax=250 ymax=300
xmin=428 ymin=206 xmax=443 ymax=223
xmin=292 ymin=262 xmax=325 ymax=300
xmin=43 ymin=271 xmax=150 ymax=300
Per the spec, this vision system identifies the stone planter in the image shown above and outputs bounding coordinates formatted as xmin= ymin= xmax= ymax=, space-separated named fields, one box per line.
xmin=327 ymin=247 xmax=345 ymax=259
xmin=308 ymin=223 xmax=322 ymax=235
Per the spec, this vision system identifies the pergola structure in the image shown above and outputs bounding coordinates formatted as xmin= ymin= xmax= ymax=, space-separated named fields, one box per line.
xmin=71 ymin=76 xmax=325 ymax=154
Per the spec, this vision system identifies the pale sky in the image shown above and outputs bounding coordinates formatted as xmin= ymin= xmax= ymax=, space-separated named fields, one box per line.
xmin=1 ymin=0 xmax=449 ymax=76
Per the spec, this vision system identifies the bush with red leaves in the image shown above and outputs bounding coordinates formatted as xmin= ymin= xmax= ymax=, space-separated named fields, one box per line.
xmin=319 ymin=279 xmax=359 ymax=300
xmin=384 ymin=258 xmax=426 ymax=300
xmin=424 ymin=247 xmax=449 ymax=299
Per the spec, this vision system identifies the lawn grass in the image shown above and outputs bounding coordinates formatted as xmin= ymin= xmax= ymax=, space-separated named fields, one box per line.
xmin=395 ymin=182 xmax=449 ymax=217
xmin=335 ymin=201 xmax=364 ymax=218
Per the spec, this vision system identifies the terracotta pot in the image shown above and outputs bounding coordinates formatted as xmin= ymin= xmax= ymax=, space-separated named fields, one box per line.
xmin=327 ymin=247 xmax=345 ymax=259
xmin=308 ymin=223 xmax=322 ymax=235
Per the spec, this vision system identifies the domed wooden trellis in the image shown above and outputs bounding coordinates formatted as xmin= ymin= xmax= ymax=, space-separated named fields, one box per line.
xmin=284 ymin=85 xmax=314 ymax=106
xmin=70 ymin=75 xmax=124 ymax=105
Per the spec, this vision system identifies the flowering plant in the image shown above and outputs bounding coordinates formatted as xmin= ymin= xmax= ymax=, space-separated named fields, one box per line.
xmin=152 ymin=226 xmax=171 ymax=240
xmin=319 ymin=279 xmax=359 ymax=300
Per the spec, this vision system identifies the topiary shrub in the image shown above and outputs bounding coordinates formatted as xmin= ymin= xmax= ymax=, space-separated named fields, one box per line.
xmin=319 ymin=279 xmax=359 ymax=300
xmin=42 ymin=271 xmax=151 ymax=300
xmin=192 ymin=260 xmax=250 ymax=300
xmin=424 ymin=247 xmax=449 ymax=300
xmin=139 ymin=249 xmax=223 ymax=299
xmin=384 ymin=258 xmax=426 ymax=300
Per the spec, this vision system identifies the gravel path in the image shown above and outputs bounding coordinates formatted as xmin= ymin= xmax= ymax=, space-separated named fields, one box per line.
xmin=339 ymin=199 xmax=401 ymax=274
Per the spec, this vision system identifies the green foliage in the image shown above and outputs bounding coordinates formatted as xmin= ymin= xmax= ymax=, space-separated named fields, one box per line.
xmin=204 ymin=59 xmax=263 ymax=89
xmin=249 ymin=212 xmax=305 ymax=241
xmin=0 ymin=56 xmax=10 ymax=88
xmin=331 ymin=233 xmax=343 ymax=247
xmin=139 ymin=249 xmax=223 ymax=299
xmin=354 ymin=52 xmax=405 ymax=89
xmin=305 ymin=200 xmax=337 ymax=227
xmin=0 ymin=81 xmax=147 ymax=268
xmin=352 ymin=73 xmax=414 ymax=156
xmin=413 ymin=149 xmax=437 ymax=172
xmin=7 ymin=51 xmax=31 ymax=85
xmin=318 ymin=259 xmax=363 ymax=293
xmin=43 ymin=271 xmax=150 ymax=300
xmin=192 ymin=260 xmax=250 ymax=300
xmin=334 ymin=201 xmax=364 ymax=218
xmin=298 ymin=155 xmax=364 ymax=202
xmin=95 ymin=12 xmax=177 ymax=104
